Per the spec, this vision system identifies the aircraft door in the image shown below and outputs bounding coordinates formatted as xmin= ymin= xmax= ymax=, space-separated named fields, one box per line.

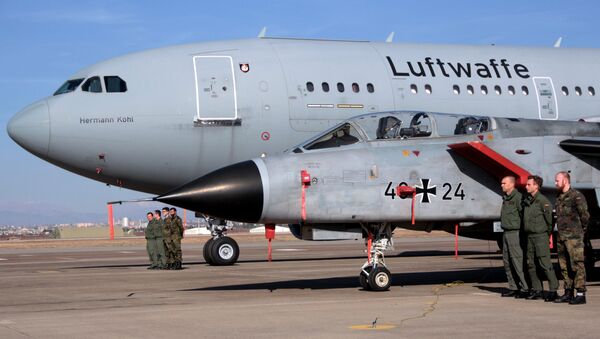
xmin=193 ymin=56 xmax=238 ymax=120
xmin=533 ymin=77 xmax=558 ymax=120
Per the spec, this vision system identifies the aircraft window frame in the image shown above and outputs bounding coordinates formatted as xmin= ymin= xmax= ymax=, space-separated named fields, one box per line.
xmin=453 ymin=85 xmax=460 ymax=95
xmin=480 ymin=85 xmax=488 ymax=95
xmin=104 ymin=76 xmax=127 ymax=93
xmin=352 ymin=82 xmax=360 ymax=93
xmin=508 ymin=85 xmax=515 ymax=95
xmin=337 ymin=82 xmax=345 ymax=93
xmin=303 ymin=122 xmax=363 ymax=151
xmin=306 ymin=82 xmax=314 ymax=92
xmin=521 ymin=86 xmax=529 ymax=95
xmin=561 ymin=86 xmax=569 ymax=96
xmin=322 ymin=82 xmax=330 ymax=92
xmin=575 ymin=86 xmax=582 ymax=96
xmin=81 ymin=76 xmax=103 ymax=93
xmin=410 ymin=84 xmax=418 ymax=94
xmin=424 ymin=84 xmax=432 ymax=94
xmin=467 ymin=85 xmax=474 ymax=95
xmin=494 ymin=85 xmax=501 ymax=95
xmin=53 ymin=78 xmax=85 ymax=96
xmin=589 ymin=86 xmax=596 ymax=96
xmin=366 ymin=83 xmax=374 ymax=93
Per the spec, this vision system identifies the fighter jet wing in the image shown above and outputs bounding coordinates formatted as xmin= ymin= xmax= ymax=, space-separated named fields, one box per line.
xmin=448 ymin=141 xmax=531 ymax=187
xmin=559 ymin=139 xmax=600 ymax=157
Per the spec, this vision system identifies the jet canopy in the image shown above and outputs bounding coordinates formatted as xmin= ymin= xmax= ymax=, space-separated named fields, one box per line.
xmin=295 ymin=111 xmax=494 ymax=152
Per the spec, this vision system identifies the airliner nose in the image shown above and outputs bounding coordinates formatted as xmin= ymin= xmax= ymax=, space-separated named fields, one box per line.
xmin=7 ymin=101 xmax=50 ymax=158
xmin=157 ymin=160 xmax=264 ymax=223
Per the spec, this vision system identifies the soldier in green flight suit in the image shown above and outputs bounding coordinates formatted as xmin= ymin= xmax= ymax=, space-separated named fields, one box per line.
xmin=144 ymin=212 xmax=158 ymax=269
xmin=161 ymin=207 xmax=174 ymax=269
xmin=170 ymin=208 xmax=184 ymax=270
xmin=499 ymin=176 xmax=529 ymax=298
xmin=522 ymin=175 xmax=559 ymax=301
xmin=153 ymin=210 xmax=167 ymax=269
xmin=554 ymin=171 xmax=590 ymax=305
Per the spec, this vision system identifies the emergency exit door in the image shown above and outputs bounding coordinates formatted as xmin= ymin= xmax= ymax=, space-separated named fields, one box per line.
xmin=533 ymin=77 xmax=558 ymax=120
xmin=193 ymin=56 xmax=238 ymax=120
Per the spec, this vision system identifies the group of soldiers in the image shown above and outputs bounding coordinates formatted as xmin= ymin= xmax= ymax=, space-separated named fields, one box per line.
xmin=500 ymin=171 xmax=590 ymax=305
xmin=145 ymin=207 xmax=184 ymax=270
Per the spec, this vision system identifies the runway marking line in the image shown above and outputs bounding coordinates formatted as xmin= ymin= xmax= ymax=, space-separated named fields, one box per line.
xmin=0 ymin=258 xmax=7 ymax=260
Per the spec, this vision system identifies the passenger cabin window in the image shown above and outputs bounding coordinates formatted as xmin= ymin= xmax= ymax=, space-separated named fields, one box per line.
xmin=494 ymin=85 xmax=501 ymax=95
xmin=352 ymin=83 xmax=360 ymax=93
xmin=410 ymin=84 xmax=418 ymax=94
xmin=480 ymin=85 xmax=488 ymax=95
xmin=508 ymin=85 xmax=515 ymax=95
xmin=425 ymin=84 xmax=432 ymax=94
xmin=322 ymin=82 xmax=330 ymax=92
xmin=453 ymin=85 xmax=460 ymax=95
xmin=104 ymin=76 xmax=127 ymax=93
xmin=561 ymin=86 xmax=569 ymax=96
xmin=53 ymin=78 xmax=84 ymax=95
xmin=367 ymin=83 xmax=374 ymax=93
xmin=337 ymin=82 xmax=345 ymax=93
xmin=467 ymin=85 xmax=474 ymax=95
xmin=304 ymin=123 xmax=361 ymax=150
xmin=521 ymin=86 xmax=529 ymax=95
xmin=589 ymin=86 xmax=596 ymax=96
xmin=306 ymin=82 xmax=314 ymax=92
xmin=82 ymin=76 xmax=102 ymax=93
xmin=575 ymin=86 xmax=582 ymax=96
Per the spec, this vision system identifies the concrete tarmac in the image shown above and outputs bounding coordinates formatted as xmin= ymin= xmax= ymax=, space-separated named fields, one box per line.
xmin=0 ymin=235 xmax=599 ymax=338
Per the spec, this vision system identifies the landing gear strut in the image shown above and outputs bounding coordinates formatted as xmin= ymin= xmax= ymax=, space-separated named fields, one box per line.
xmin=202 ymin=217 xmax=239 ymax=266
xmin=359 ymin=223 xmax=393 ymax=291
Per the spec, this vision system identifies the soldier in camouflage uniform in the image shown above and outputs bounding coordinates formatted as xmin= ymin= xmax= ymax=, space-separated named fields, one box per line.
xmin=554 ymin=171 xmax=590 ymax=305
xmin=161 ymin=207 xmax=175 ymax=269
xmin=499 ymin=176 xmax=529 ymax=298
xmin=170 ymin=208 xmax=184 ymax=270
xmin=144 ymin=212 xmax=159 ymax=269
xmin=522 ymin=175 xmax=559 ymax=301
xmin=153 ymin=210 xmax=166 ymax=269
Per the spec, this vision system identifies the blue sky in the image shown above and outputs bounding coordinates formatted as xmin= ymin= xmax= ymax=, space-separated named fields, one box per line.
xmin=1 ymin=0 xmax=599 ymax=225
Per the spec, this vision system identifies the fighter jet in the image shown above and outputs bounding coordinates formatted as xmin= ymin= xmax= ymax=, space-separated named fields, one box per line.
xmin=6 ymin=36 xmax=600 ymax=270
xmin=157 ymin=111 xmax=600 ymax=290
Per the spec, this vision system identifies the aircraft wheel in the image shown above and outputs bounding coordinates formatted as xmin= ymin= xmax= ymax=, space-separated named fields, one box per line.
xmin=368 ymin=266 xmax=392 ymax=291
xmin=359 ymin=266 xmax=372 ymax=290
xmin=210 ymin=236 xmax=240 ymax=266
xmin=203 ymin=238 xmax=215 ymax=265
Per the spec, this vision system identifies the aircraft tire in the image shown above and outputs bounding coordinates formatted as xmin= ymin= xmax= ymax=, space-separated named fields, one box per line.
xmin=203 ymin=238 xmax=215 ymax=265
xmin=210 ymin=236 xmax=240 ymax=266
xmin=368 ymin=266 xmax=391 ymax=291
xmin=359 ymin=266 xmax=372 ymax=290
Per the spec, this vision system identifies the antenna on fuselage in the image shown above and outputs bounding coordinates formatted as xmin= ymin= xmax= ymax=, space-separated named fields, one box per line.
xmin=554 ymin=37 xmax=562 ymax=48
xmin=258 ymin=27 xmax=267 ymax=38
xmin=385 ymin=31 xmax=395 ymax=43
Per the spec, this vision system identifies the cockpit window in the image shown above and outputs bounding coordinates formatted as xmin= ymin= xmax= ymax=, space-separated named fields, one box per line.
xmin=305 ymin=123 xmax=361 ymax=150
xmin=82 ymin=76 xmax=102 ymax=93
xmin=104 ymin=76 xmax=127 ymax=93
xmin=353 ymin=112 xmax=433 ymax=140
xmin=53 ymin=78 xmax=84 ymax=95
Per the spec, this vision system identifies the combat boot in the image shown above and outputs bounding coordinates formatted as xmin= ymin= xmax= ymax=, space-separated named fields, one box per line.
xmin=501 ymin=290 xmax=518 ymax=297
xmin=526 ymin=290 xmax=543 ymax=300
xmin=175 ymin=261 xmax=182 ymax=270
xmin=569 ymin=291 xmax=586 ymax=305
xmin=515 ymin=291 xmax=529 ymax=299
xmin=554 ymin=289 xmax=573 ymax=303
xmin=544 ymin=291 xmax=558 ymax=302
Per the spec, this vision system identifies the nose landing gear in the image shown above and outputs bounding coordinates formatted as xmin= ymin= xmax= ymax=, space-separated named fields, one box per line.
xmin=359 ymin=224 xmax=393 ymax=291
xmin=202 ymin=217 xmax=240 ymax=266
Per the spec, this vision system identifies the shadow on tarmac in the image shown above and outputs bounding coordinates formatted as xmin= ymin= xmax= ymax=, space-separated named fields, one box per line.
xmin=181 ymin=267 xmax=507 ymax=291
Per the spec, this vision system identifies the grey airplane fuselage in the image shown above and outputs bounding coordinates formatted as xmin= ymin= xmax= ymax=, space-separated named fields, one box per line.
xmin=8 ymin=38 xmax=600 ymax=194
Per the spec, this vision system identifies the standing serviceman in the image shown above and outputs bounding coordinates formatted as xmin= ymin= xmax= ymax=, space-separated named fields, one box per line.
xmin=153 ymin=210 xmax=167 ymax=270
xmin=554 ymin=171 xmax=590 ymax=305
xmin=145 ymin=212 xmax=159 ymax=269
xmin=170 ymin=208 xmax=184 ymax=270
xmin=162 ymin=207 xmax=174 ymax=269
xmin=499 ymin=176 xmax=529 ymax=298
xmin=522 ymin=175 xmax=559 ymax=301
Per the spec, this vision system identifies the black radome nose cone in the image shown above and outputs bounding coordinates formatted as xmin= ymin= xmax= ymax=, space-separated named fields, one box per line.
xmin=157 ymin=160 xmax=263 ymax=223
